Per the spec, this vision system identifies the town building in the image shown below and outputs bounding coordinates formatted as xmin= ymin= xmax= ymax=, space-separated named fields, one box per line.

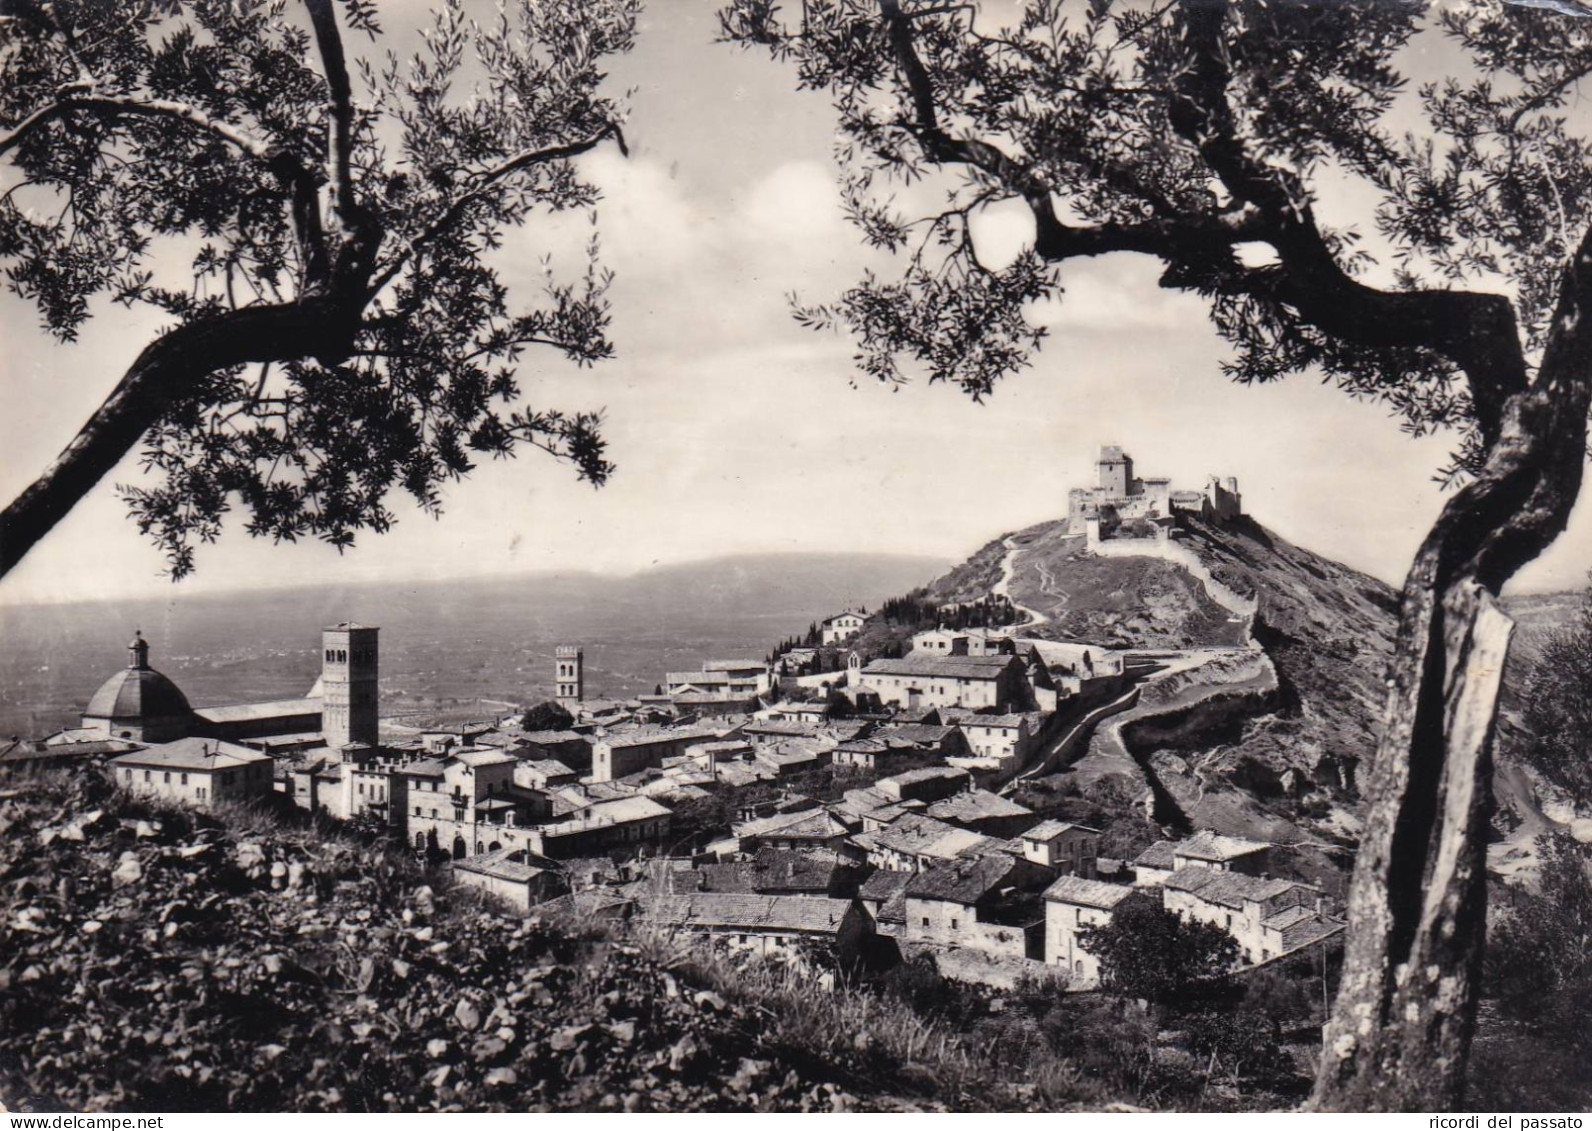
xmin=451 ymin=847 xmax=564 ymax=912
xmin=0 ymin=735 xmax=140 ymax=774
xmin=926 ymin=789 xmax=1038 ymax=839
xmin=401 ymin=750 xmax=551 ymax=859
xmin=514 ymin=759 xmax=580 ymax=790
xmin=1042 ymin=874 xmax=1136 ymax=985
xmin=820 ymin=610 xmax=867 ymax=645
xmin=591 ymin=726 xmax=723 ymax=782
xmin=902 ymin=854 xmax=1049 ymax=961
xmin=855 ymin=653 xmax=1037 ymax=713
xmin=643 ymin=893 xmax=871 ymax=965
xmin=527 ymin=795 xmax=673 ymax=859
xmin=668 ymin=848 xmax=860 ymax=899
xmin=733 ymin=807 xmax=852 ymax=855
xmin=858 ymin=870 xmax=913 ymax=936
xmin=876 ymin=765 xmax=971 ymax=805
xmin=1159 ymin=869 xmax=1330 ymax=964
xmin=1170 ymin=830 xmax=1272 ymax=876
xmin=742 ymin=719 xmax=868 ymax=748
xmin=1020 ymin=820 xmax=1101 ymax=877
xmin=1132 ymin=830 xmax=1272 ymax=885
xmin=109 ymin=737 xmax=275 ymax=808
xmin=517 ymin=729 xmax=593 ymax=770
xmin=1131 ymin=840 xmax=1178 ymax=886
xmin=867 ymin=813 xmax=1009 ymax=873
xmin=908 ymin=626 xmax=1021 ymax=658
xmin=944 ymin=711 xmax=1044 ymax=775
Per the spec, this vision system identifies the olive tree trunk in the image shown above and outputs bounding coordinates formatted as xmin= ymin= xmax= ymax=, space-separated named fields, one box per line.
xmin=1313 ymin=234 xmax=1592 ymax=1111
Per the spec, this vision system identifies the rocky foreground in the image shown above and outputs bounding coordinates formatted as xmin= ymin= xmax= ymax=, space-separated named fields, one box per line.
xmin=0 ymin=771 xmax=1025 ymax=1113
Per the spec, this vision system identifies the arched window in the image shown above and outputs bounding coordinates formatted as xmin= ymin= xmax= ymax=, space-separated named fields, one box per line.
xmin=451 ymin=837 xmax=467 ymax=860
xmin=414 ymin=832 xmax=426 ymax=849
xmin=489 ymin=841 xmax=501 ymax=852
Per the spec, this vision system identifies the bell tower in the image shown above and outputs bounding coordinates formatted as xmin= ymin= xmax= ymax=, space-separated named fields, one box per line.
xmin=555 ymin=645 xmax=584 ymax=708
xmin=322 ymin=623 xmax=379 ymax=748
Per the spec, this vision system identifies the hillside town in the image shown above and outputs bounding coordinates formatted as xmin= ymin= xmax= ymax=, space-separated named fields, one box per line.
xmin=5 ymin=449 xmax=1342 ymax=991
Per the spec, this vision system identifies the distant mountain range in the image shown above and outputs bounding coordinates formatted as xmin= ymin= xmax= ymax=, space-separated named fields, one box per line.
xmin=0 ymin=552 xmax=950 ymax=739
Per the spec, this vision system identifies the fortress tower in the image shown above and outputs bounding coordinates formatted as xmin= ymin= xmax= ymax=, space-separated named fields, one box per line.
xmin=322 ymin=623 xmax=379 ymax=748
xmin=1097 ymin=445 xmax=1134 ymax=496
xmin=555 ymin=645 xmax=584 ymax=707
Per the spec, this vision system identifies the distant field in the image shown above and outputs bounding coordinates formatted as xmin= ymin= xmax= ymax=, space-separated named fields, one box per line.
xmin=0 ymin=552 xmax=947 ymax=739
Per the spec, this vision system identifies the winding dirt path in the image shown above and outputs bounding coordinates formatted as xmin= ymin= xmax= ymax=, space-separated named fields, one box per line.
xmin=993 ymin=535 xmax=1050 ymax=628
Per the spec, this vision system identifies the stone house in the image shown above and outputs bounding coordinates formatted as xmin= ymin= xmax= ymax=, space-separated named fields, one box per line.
xmin=452 ymin=847 xmax=565 ymax=912
xmin=902 ymin=854 xmax=1050 ymax=961
xmin=514 ymin=758 xmax=580 ymax=791
xmin=1131 ymin=831 xmax=1271 ymax=886
xmin=528 ymin=795 xmax=673 ymax=859
xmin=670 ymin=848 xmax=860 ymax=899
xmin=856 ymin=653 xmax=1036 ymax=713
xmin=1131 ymin=840 xmax=1178 ymax=886
xmin=876 ymin=765 xmax=971 ymax=804
xmin=644 ymin=893 xmax=872 ymax=965
xmin=400 ymin=750 xmax=551 ymax=859
xmin=591 ymin=727 xmax=723 ymax=782
xmin=866 ymin=813 xmax=1009 ymax=873
xmin=516 ymin=730 xmax=593 ymax=771
xmin=1159 ymin=869 xmax=1326 ymax=964
xmin=1171 ymin=830 xmax=1271 ymax=876
xmin=109 ymin=737 xmax=274 ymax=808
xmin=925 ymin=789 xmax=1038 ymax=839
xmin=857 ymin=870 xmax=911 ymax=931
xmin=873 ymin=723 xmax=970 ymax=758
xmin=910 ymin=627 xmax=970 ymax=655
xmin=1019 ymin=820 xmax=1101 ymax=877
xmin=944 ymin=711 xmax=1045 ymax=775
xmin=733 ymin=807 xmax=852 ymax=854
xmin=1042 ymin=874 xmax=1136 ymax=986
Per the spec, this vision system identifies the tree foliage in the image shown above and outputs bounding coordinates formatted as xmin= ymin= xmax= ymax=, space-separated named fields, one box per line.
xmin=1472 ymin=833 xmax=1592 ymax=1109
xmin=719 ymin=0 xmax=1590 ymax=478
xmin=1518 ymin=576 xmax=1592 ymax=803
xmin=0 ymin=0 xmax=640 ymax=577
xmin=1485 ymin=833 xmax=1592 ymax=1026
xmin=520 ymin=699 xmax=575 ymax=733
xmin=1078 ymin=890 xmax=1238 ymax=1005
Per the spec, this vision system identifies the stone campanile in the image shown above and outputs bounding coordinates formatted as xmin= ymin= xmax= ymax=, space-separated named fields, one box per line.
xmin=322 ymin=623 xmax=379 ymax=748
xmin=555 ymin=645 xmax=584 ymax=708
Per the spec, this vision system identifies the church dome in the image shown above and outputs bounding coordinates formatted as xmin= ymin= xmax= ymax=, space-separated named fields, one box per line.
xmin=85 ymin=667 xmax=193 ymax=722
xmin=83 ymin=631 xmax=192 ymax=737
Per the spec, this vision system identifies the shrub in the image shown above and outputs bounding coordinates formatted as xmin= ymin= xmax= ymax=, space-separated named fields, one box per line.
xmin=1079 ymin=892 xmax=1239 ymax=1006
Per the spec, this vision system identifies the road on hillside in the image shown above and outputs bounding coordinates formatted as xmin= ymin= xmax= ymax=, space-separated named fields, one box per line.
xmin=994 ymin=535 xmax=1050 ymax=628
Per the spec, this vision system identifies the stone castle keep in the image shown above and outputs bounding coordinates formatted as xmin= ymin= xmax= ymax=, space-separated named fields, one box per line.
xmin=1067 ymin=445 xmax=1241 ymax=541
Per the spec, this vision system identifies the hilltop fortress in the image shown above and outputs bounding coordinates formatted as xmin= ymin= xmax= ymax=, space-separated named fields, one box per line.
xmin=1067 ymin=445 xmax=1241 ymax=544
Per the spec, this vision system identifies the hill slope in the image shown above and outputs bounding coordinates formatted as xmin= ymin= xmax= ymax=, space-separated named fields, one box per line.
xmin=0 ymin=774 xmax=1063 ymax=1113
xmin=928 ymin=516 xmax=1405 ymax=857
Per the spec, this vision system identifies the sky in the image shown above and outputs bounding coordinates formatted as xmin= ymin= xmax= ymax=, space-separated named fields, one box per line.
xmin=2 ymin=1 xmax=1590 ymax=606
